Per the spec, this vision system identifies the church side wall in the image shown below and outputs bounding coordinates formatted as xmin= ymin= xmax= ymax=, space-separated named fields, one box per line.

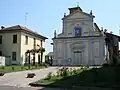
xmin=53 ymin=39 xmax=65 ymax=65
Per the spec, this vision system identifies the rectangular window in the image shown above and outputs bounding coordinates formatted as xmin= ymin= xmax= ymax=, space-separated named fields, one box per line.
xmin=12 ymin=52 xmax=16 ymax=61
xmin=13 ymin=35 xmax=17 ymax=43
xmin=25 ymin=36 xmax=28 ymax=45
xmin=0 ymin=35 xmax=2 ymax=44
xmin=74 ymin=27 xmax=82 ymax=37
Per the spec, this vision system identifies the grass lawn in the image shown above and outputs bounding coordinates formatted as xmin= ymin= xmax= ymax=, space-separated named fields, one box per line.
xmin=0 ymin=65 xmax=43 ymax=73
xmin=34 ymin=76 xmax=63 ymax=85
xmin=30 ymin=67 xmax=120 ymax=88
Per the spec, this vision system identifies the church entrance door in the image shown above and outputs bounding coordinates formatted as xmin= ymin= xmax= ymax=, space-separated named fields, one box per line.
xmin=74 ymin=51 xmax=82 ymax=65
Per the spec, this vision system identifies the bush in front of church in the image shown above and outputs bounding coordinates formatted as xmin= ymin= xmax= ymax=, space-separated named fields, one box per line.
xmin=102 ymin=63 xmax=109 ymax=67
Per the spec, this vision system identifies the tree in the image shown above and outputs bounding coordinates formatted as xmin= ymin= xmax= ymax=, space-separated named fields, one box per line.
xmin=37 ymin=47 xmax=45 ymax=65
xmin=26 ymin=50 xmax=31 ymax=69
xmin=30 ymin=49 xmax=37 ymax=66
xmin=26 ymin=47 xmax=45 ymax=66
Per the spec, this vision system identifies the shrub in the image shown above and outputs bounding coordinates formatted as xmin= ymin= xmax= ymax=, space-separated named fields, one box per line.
xmin=117 ymin=64 xmax=120 ymax=67
xmin=72 ymin=69 xmax=82 ymax=75
xmin=102 ymin=63 xmax=109 ymax=67
xmin=21 ymin=66 xmax=24 ymax=70
xmin=34 ymin=64 xmax=37 ymax=68
xmin=62 ymin=68 xmax=68 ymax=77
xmin=46 ymin=72 xmax=52 ymax=80
xmin=56 ymin=70 xmax=60 ymax=77
xmin=56 ymin=67 xmax=69 ymax=77
xmin=1 ymin=66 xmax=4 ymax=69
xmin=82 ymin=64 xmax=89 ymax=68
xmin=12 ymin=67 xmax=15 ymax=71
xmin=67 ymin=70 xmax=73 ymax=76
xmin=72 ymin=69 xmax=78 ymax=75
xmin=85 ymin=65 xmax=89 ymax=68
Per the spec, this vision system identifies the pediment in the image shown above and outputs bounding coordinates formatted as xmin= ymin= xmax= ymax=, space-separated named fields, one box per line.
xmin=64 ymin=10 xmax=94 ymax=20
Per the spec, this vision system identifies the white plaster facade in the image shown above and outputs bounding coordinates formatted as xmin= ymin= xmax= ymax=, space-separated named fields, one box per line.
xmin=0 ymin=25 xmax=47 ymax=65
xmin=53 ymin=7 xmax=106 ymax=66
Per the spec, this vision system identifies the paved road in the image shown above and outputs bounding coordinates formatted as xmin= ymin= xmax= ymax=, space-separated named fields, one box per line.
xmin=0 ymin=85 xmax=119 ymax=90
xmin=0 ymin=85 xmax=64 ymax=90
xmin=0 ymin=67 xmax=59 ymax=87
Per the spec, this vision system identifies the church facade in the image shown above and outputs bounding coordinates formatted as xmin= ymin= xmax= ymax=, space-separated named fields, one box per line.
xmin=52 ymin=6 xmax=108 ymax=66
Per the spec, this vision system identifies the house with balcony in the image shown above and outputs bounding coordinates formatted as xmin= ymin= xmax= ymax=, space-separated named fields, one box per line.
xmin=52 ymin=6 xmax=120 ymax=66
xmin=0 ymin=25 xmax=48 ymax=65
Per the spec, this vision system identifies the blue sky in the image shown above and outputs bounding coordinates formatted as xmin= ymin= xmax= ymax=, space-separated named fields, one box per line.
xmin=0 ymin=0 xmax=120 ymax=54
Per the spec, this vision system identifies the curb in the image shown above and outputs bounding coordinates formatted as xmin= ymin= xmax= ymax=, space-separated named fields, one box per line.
xmin=29 ymin=83 xmax=120 ymax=89
xmin=29 ymin=83 xmax=72 ymax=89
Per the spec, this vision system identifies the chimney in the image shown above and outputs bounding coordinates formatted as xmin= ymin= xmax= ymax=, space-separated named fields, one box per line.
xmin=1 ymin=26 xmax=5 ymax=29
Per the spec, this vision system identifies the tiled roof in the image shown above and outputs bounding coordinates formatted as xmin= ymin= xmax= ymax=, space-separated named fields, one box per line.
xmin=105 ymin=32 xmax=120 ymax=39
xmin=0 ymin=25 xmax=48 ymax=40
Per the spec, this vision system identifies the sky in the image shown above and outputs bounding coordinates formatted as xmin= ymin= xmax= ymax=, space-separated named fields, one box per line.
xmin=0 ymin=0 xmax=120 ymax=54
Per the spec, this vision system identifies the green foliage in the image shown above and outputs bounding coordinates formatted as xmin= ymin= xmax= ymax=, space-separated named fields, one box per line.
xmin=1 ymin=66 xmax=4 ymax=70
xmin=21 ymin=66 xmax=24 ymax=70
xmin=0 ymin=66 xmax=42 ymax=73
xmin=12 ymin=67 xmax=15 ymax=71
xmin=35 ymin=64 xmax=38 ymax=68
xmin=32 ymin=67 xmax=120 ymax=88
xmin=102 ymin=63 xmax=109 ymax=67
xmin=56 ymin=67 xmax=84 ymax=77
xmin=45 ymin=72 xmax=52 ymax=80
xmin=117 ymin=64 xmax=120 ymax=67
xmin=57 ymin=67 xmax=69 ymax=77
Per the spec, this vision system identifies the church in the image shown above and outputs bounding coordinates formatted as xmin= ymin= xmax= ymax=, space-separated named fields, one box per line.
xmin=52 ymin=6 xmax=120 ymax=66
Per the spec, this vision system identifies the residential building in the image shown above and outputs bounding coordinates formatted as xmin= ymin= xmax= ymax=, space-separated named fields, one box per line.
xmin=52 ymin=6 xmax=120 ymax=66
xmin=0 ymin=25 xmax=48 ymax=65
xmin=104 ymin=32 xmax=120 ymax=65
